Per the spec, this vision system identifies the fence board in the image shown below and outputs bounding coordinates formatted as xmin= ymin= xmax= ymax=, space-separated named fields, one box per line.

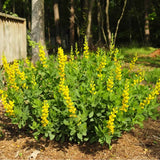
xmin=0 ymin=12 xmax=27 ymax=65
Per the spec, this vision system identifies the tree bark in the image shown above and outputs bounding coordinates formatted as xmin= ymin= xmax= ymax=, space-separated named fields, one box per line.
xmin=70 ymin=0 xmax=75 ymax=46
xmin=31 ymin=0 xmax=47 ymax=63
xmin=86 ymin=0 xmax=95 ymax=46
xmin=144 ymin=0 xmax=150 ymax=44
xmin=114 ymin=0 xmax=127 ymax=45
xmin=13 ymin=0 xmax=15 ymax=13
xmin=0 ymin=1 xmax=2 ymax=11
xmin=53 ymin=0 xmax=61 ymax=46
xmin=97 ymin=0 xmax=101 ymax=43
xmin=106 ymin=0 xmax=112 ymax=49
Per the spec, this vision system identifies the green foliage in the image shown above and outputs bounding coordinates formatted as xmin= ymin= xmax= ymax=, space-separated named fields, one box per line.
xmin=0 ymin=43 xmax=159 ymax=146
xmin=145 ymin=68 xmax=160 ymax=84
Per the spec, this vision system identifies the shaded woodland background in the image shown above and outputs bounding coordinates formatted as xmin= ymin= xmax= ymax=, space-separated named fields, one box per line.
xmin=0 ymin=0 xmax=160 ymax=55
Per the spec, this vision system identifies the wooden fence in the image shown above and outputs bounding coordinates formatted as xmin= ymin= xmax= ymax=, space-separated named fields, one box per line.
xmin=0 ymin=12 xmax=27 ymax=65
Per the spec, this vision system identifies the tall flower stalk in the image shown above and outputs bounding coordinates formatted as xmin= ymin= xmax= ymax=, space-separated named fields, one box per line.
xmin=107 ymin=108 xmax=117 ymax=134
xmin=83 ymin=36 xmax=89 ymax=59
xmin=120 ymin=79 xmax=130 ymax=112
xmin=140 ymin=78 xmax=160 ymax=109
xmin=58 ymin=47 xmax=77 ymax=117
xmin=38 ymin=44 xmax=48 ymax=68
xmin=96 ymin=55 xmax=107 ymax=80
xmin=107 ymin=71 xmax=114 ymax=92
xmin=41 ymin=100 xmax=49 ymax=127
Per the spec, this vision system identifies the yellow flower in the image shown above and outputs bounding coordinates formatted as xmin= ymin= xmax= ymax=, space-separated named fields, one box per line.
xmin=120 ymin=79 xmax=130 ymax=112
xmin=83 ymin=36 xmax=89 ymax=59
xmin=38 ymin=44 xmax=48 ymax=68
xmin=140 ymin=78 xmax=160 ymax=109
xmin=75 ymin=42 xmax=79 ymax=56
xmin=96 ymin=47 xmax=100 ymax=58
xmin=107 ymin=72 xmax=114 ymax=92
xmin=1 ymin=92 xmax=15 ymax=116
xmin=107 ymin=108 xmax=117 ymax=134
xmin=97 ymin=55 xmax=107 ymax=80
xmin=41 ymin=100 xmax=49 ymax=127
xmin=89 ymin=80 xmax=97 ymax=95
xmin=129 ymin=53 xmax=138 ymax=71
xmin=70 ymin=46 xmax=74 ymax=62
xmin=58 ymin=47 xmax=77 ymax=117
xmin=133 ymin=70 xmax=145 ymax=86
xmin=115 ymin=61 xmax=122 ymax=81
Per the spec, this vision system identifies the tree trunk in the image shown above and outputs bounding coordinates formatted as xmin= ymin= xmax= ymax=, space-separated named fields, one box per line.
xmin=0 ymin=1 xmax=2 ymax=11
xmin=13 ymin=0 xmax=15 ymax=13
xmin=53 ymin=0 xmax=61 ymax=46
xmin=97 ymin=0 xmax=101 ymax=43
xmin=144 ymin=0 xmax=150 ymax=44
xmin=86 ymin=0 xmax=95 ymax=47
xmin=114 ymin=0 xmax=127 ymax=46
xmin=106 ymin=0 xmax=112 ymax=49
xmin=31 ymin=0 xmax=47 ymax=63
xmin=70 ymin=0 xmax=75 ymax=46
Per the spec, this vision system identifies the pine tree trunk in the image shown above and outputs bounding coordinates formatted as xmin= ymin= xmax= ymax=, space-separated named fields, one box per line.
xmin=144 ymin=0 xmax=150 ymax=44
xmin=97 ymin=0 xmax=101 ymax=43
xmin=31 ymin=0 xmax=47 ymax=63
xmin=86 ymin=0 xmax=95 ymax=47
xmin=53 ymin=0 xmax=61 ymax=46
xmin=70 ymin=0 xmax=75 ymax=46
xmin=106 ymin=0 xmax=112 ymax=49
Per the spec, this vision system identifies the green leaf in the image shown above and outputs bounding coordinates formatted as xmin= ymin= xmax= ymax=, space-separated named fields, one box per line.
xmin=49 ymin=132 xmax=55 ymax=140
xmin=77 ymin=133 xmax=83 ymax=141
xmin=89 ymin=111 xmax=94 ymax=118
xmin=105 ymin=134 xmax=112 ymax=146
xmin=63 ymin=119 xmax=69 ymax=125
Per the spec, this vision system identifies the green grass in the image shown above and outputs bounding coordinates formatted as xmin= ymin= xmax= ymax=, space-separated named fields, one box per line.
xmin=145 ymin=68 xmax=160 ymax=84
xmin=119 ymin=46 xmax=160 ymax=84
xmin=119 ymin=46 xmax=156 ymax=56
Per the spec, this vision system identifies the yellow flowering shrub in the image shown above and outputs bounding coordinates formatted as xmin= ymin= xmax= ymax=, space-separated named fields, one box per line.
xmin=0 ymin=38 xmax=159 ymax=146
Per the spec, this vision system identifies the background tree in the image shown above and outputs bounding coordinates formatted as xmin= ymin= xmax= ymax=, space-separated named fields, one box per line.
xmin=86 ymin=0 xmax=95 ymax=47
xmin=31 ymin=0 xmax=47 ymax=63
xmin=1 ymin=0 xmax=160 ymax=52
xmin=144 ymin=0 xmax=150 ymax=44
xmin=70 ymin=0 xmax=75 ymax=46
xmin=53 ymin=0 xmax=61 ymax=46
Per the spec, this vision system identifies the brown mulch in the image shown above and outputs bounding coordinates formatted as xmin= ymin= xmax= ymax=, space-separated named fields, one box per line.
xmin=149 ymin=49 xmax=160 ymax=58
xmin=0 ymin=102 xmax=160 ymax=160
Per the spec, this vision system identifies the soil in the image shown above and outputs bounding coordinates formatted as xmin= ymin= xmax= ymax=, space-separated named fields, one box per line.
xmin=149 ymin=49 xmax=160 ymax=58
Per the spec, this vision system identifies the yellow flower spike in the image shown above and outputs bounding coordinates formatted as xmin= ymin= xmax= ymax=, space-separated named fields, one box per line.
xmin=107 ymin=107 xmax=117 ymax=134
xmin=38 ymin=44 xmax=48 ymax=68
xmin=1 ymin=92 xmax=15 ymax=117
xmin=129 ymin=53 xmax=138 ymax=71
xmin=97 ymin=55 xmax=107 ymax=80
xmin=89 ymin=80 xmax=97 ymax=95
xmin=115 ymin=61 xmax=122 ymax=81
xmin=75 ymin=42 xmax=79 ymax=56
xmin=41 ymin=100 xmax=49 ymax=127
xmin=140 ymin=78 xmax=160 ymax=109
xmin=107 ymin=71 xmax=114 ymax=92
xmin=58 ymin=47 xmax=77 ymax=118
xmin=70 ymin=46 xmax=74 ymax=62
xmin=83 ymin=36 xmax=89 ymax=59
xmin=120 ymin=79 xmax=130 ymax=112
xmin=133 ymin=70 xmax=145 ymax=86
